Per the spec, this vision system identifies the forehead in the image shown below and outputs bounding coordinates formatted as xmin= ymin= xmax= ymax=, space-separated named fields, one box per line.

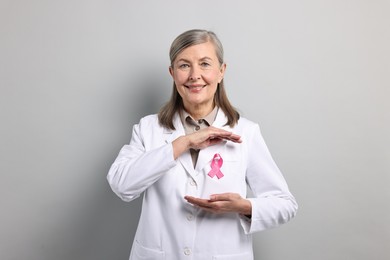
xmin=175 ymin=41 xmax=218 ymax=61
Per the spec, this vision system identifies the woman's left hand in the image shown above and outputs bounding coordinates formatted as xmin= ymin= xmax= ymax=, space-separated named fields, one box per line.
xmin=184 ymin=193 xmax=252 ymax=215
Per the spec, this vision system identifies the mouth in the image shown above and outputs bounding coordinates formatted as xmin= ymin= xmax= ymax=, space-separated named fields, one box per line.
xmin=184 ymin=84 xmax=206 ymax=92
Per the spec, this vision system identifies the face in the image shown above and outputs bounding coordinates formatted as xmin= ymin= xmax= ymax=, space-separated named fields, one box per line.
xmin=169 ymin=41 xmax=226 ymax=113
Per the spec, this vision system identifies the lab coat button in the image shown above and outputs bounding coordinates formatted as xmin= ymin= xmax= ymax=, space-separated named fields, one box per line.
xmin=190 ymin=180 xmax=196 ymax=186
xmin=184 ymin=247 xmax=192 ymax=255
xmin=186 ymin=214 xmax=194 ymax=221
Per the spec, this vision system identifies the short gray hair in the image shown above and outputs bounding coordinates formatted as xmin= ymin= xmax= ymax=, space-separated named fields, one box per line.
xmin=169 ymin=29 xmax=224 ymax=67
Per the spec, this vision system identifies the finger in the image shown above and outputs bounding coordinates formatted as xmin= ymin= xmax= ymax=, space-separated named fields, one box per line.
xmin=207 ymin=127 xmax=232 ymax=136
xmin=223 ymin=135 xmax=242 ymax=143
xmin=209 ymin=134 xmax=241 ymax=144
xmin=210 ymin=193 xmax=239 ymax=201
xmin=213 ymin=131 xmax=241 ymax=142
xmin=230 ymin=133 xmax=242 ymax=142
xmin=197 ymin=205 xmax=220 ymax=214
xmin=184 ymin=196 xmax=211 ymax=206
xmin=185 ymin=196 xmax=230 ymax=214
xmin=209 ymin=194 xmax=225 ymax=202
xmin=208 ymin=138 xmax=224 ymax=146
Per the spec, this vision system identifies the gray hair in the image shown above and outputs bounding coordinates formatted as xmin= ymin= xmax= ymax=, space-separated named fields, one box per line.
xmin=169 ymin=29 xmax=224 ymax=67
xmin=159 ymin=29 xmax=239 ymax=130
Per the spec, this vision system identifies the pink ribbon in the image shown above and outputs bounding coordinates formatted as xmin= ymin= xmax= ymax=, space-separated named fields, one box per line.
xmin=208 ymin=153 xmax=224 ymax=179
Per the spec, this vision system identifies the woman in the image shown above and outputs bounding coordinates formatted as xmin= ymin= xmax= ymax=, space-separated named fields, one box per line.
xmin=107 ymin=29 xmax=298 ymax=260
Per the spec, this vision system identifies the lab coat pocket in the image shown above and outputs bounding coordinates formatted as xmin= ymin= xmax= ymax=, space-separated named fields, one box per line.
xmin=132 ymin=240 xmax=165 ymax=260
xmin=212 ymin=251 xmax=253 ymax=260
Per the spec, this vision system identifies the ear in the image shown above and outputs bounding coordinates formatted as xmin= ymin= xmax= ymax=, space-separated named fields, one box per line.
xmin=218 ymin=63 xmax=226 ymax=83
xmin=169 ymin=66 xmax=174 ymax=78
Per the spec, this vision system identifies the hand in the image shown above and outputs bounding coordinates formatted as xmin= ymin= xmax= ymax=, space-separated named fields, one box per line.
xmin=184 ymin=193 xmax=252 ymax=215
xmin=186 ymin=126 xmax=241 ymax=150
xmin=172 ymin=126 xmax=241 ymax=159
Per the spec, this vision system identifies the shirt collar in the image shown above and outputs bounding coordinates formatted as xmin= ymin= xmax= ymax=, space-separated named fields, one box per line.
xmin=180 ymin=106 xmax=219 ymax=127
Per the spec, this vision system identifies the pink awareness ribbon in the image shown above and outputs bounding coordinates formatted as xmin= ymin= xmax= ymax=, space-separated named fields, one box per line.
xmin=208 ymin=153 xmax=224 ymax=179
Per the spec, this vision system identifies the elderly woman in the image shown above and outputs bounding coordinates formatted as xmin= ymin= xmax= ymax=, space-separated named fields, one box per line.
xmin=107 ymin=29 xmax=298 ymax=260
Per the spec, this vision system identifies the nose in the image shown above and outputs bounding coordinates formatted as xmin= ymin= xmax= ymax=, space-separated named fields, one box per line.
xmin=189 ymin=67 xmax=201 ymax=81
xmin=189 ymin=75 xmax=200 ymax=80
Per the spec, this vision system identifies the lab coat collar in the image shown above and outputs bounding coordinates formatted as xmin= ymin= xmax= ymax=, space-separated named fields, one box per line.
xmin=163 ymin=113 xmax=196 ymax=177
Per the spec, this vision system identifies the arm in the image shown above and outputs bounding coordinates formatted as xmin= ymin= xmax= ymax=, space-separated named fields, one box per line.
xmin=184 ymin=123 xmax=297 ymax=233
xmin=107 ymin=121 xmax=177 ymax=202
xmin=240 ymin=123 xmax=298 ymax=234
xmin=173 ymin=126 xmax=242 ymax=159
xmin=107 ymin=119 xmax=242 ymax=202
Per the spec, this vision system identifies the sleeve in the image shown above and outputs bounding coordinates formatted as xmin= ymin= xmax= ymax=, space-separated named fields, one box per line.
xmin=239 ymin=123 xmax=298 ymax=234
xmin=106 ymin=119 xmax=178 ymax=202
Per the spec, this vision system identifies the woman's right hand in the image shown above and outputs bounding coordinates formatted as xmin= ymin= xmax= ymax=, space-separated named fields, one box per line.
xmin=172 ymin=126 xmax=241 ymax=159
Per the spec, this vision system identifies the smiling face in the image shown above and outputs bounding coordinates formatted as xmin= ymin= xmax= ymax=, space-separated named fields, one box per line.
xmin=169 ymin=41 xmax=226 ymax=117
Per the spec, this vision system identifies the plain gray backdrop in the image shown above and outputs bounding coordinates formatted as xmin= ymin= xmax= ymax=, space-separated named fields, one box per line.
xmin=1 ymin=1 xmax=389 ymax=259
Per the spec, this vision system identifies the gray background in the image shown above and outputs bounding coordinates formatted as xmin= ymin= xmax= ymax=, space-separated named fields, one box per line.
xmin=1 ymin=1 xmax=389 ymax=259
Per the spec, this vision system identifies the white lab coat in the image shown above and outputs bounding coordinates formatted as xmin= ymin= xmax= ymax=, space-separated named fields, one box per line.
xmin=107 ymin=109 xmax=298 ymax=260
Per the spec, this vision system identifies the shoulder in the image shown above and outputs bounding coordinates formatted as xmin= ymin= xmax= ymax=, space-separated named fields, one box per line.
xmin=135 ymin=114 xmax=162 ymax=131
xmin=236 ymin=116 xmax=259 ymax=129
xmin=139 ymin=114 xmax=159 ymax=124
xmin=232 ymin=116 xmax=263 ymax=139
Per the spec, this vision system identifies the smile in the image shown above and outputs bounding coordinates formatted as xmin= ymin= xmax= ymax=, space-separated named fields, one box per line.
xmin=184 ymin=84 xmax=206 ymax=91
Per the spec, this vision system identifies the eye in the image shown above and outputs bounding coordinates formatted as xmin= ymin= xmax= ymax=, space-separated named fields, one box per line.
xmin=201 ymin=62 xmax=211 ymax=67
xmin=178 ymin=63 xmax=190 ymax=69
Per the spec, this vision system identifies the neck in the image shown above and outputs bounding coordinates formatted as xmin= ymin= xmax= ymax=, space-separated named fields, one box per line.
xmin=184 ymin=103 xmax=214 ymax=120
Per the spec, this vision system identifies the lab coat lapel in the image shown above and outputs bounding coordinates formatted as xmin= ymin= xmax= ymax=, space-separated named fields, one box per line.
xmin=195 ymin=109 xmax=231 ymax=173
xmin=163 ymin=113 xmax=196 ymax=178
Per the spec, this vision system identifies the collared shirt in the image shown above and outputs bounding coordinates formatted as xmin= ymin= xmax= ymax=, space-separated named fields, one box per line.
xmin=180 ymin=106 xmax=219 ymax=167
xmin=107 ymin=109 xmax=298 ymax=259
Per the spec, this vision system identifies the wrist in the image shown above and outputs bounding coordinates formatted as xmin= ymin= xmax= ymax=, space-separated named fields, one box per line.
xmin=240 ymin=199 xmax=252 ymax=216
xmin=172 ymin=135 xmax=190 ymax=159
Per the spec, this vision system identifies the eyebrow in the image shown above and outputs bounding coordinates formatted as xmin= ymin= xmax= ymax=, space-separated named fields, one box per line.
xmin=176 ymin=57 xmax=214 ymax=63
xmin=199 ymin=57 xmax=213 ymax=61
